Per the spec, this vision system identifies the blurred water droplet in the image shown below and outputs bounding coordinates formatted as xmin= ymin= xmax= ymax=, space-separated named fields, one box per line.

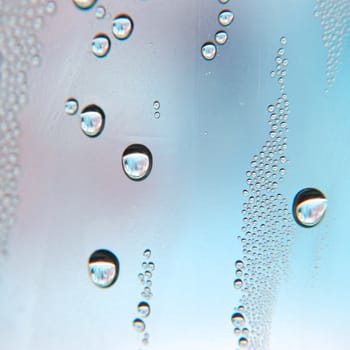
xmin=234 ymin=279 xmax=243 ymax=289
xmin=92 ymin=34 xmax=111 ymax=58
xmin=122 ymin=144 xmax=153 ymax=181
xmin=112 ymin=15 xmax=134 ymax=40
xmin=280 ymin=36 xmax=287 ymax=45
xmin=239 ymin=337 xmax=249 ymax=348
xmin=133 ymin=318 xmax=146 ymax=333
xmin=153 ymin=100 xmax=160 ymax=110
xmin=231 ymin=312 xmax=245 ymax=327
xmin=293 ymin=188 xmax=327 ymax=227
xmin=72 ymin=0 xmax=97 ymax=10
xmin=215 ymin=31 xmax=228 ymax=45
xmin=201 ymin=42 xmax=217 ymax=60
xmin=219 ymin=0 xmax=230 ymax=3
xmin=65 ymin=98 xmax=79 ymax=115
xmin=88 ymin=249 xmax=119 ymax=288
xmin=235 ymin=260 xmax=244 ymax=269
xmin=137 ymin=301 xmax=151 ymax=317
xmin=95 ymin=5 xmax=106 ymax=19
xmin=218 ymin=10 xmax=234 ymax=26
xmin=143 ymin=249 xmax=152 ymax=259
xmin=154 ymin=111 xmax=160 ymax=119
xmin=80 ymin=104 xmax=105 ymax=137
xmin=148 ymin=262 xmax=155 ymax=271
xmin=46 ymin=1 xmax=56 ymax=14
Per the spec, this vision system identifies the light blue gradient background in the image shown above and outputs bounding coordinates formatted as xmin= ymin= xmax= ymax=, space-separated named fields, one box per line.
xmin=1 ymin=0 xmax=350 ymax=349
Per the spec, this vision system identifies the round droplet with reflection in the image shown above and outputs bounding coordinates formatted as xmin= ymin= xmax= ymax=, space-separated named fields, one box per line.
xmin=137 ymin=301 xmax=151 ymax=317
xmin=112 ymin=15 xmax=134 ymax=40
xmin=234 ymin=278 xmax=243 ymax=289
xmin=88 ymin=249 xmax=119 ymax=288
xmin=231 ymin=312 xmax=245 ymax=327
xmin=133 ymin=318 xmax=146 ymax=333
xmin=292 ymin=188 xmax=327 ymax=228
xmin=80 ymin=104 xmax=105 ymax=137
xmin=65 ymin=98 xmax=79 ymax=115
xmin=280 ymin=36 xmax=288 ymax=45
xmin=95 ymin=5 xmax=106 ymax=19
xmin=215 ymin=31 xmax=228 ymax=45
xmin=72 ymin=0 xmax=97 ymax=10
xmin=238 ymin=337 xmax=249 ymax=348
xmin=218 ymin=10 xmax=234 ymax=26
xmin=153 ymin=100 xmax=160 ymax=110
xmin=122 ymin=144 xmax=153 ymax=181
xmin=92 ymin=34 xmax=111 ymax=58
xmin=143 ymin=249 xmax=152 ymax=259
xmin=201 ymin=42 xmax=217 ymax=60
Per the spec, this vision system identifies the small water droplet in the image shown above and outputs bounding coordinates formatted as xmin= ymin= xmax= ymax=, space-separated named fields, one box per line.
xmin=46 ymin=1 xmax=57 ymax=14
xmin=215 ymin=31 xmax=228 ymax=45
xmin=112 ymin=15 xmax=134 ymax=40
xmin=153 ymin=101 xmax=160 ymax=110
xmin=143 ymin=249 xmax=152 ymax=259
xmin=292 ymin=188 xmax=327 ymax=227
xmin=73 ymin=0 xmax=97 ymax=10
xmin=88 ymin=249 xmax=119 ymax=288
xmin=231 ymin=312 xmax=245 ymax=327
xmin=81 ymin=104 xmax=105 ymax=137
xmin=218 ymin=10 xmax=234 ymax=26
xmin=148 ymin=262 xmax=155 ymax=271
xmin=238 ymin=337 xmax=248 ymax=348
xmin=65 ymin=98 xmax=79 ymax=115
xmin=280 ymin=36 xmax=288 ymax=45
xmin=201 ymin=42 xmax=217 ymax=60
xmin=235 ymin=260 xmax=244 ymax=269
xmin=137 ymin=301 xmax=151 ymax=317
xmin=95 ymin=5 xmax=106 ymax=19
xmin=92 ymin=34 xmax=111 ymax=58
xmin=122 ymin=144 xmax=153 ymax=181
xmin=234 ymin=278 xmax=243 ymax=289
xmin=133 ymin=318 xmax=146 ymax=333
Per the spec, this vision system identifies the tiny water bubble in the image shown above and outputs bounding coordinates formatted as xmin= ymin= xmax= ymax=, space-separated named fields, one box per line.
xmin=91 ymin=34 xmax=111 ymax=58
xmin=234 ymin=278 xmax=243 ymax=289
xmin=95 ymin=5 xmax=106 ymax=19
xmin=218 ymin=10 xmax=234 ymax=26
xmin=122 ymin=144 xmax=153 ymax=181
xmin=112 ymin=15 xmax=134 ymax=40
xmin=153 ymin=101 xmax=160 ymax=110
xmin=133 ymin=318 xmax=146 ymax=333
xmin=231 ymin=312 xmax=245 ymax=327
xmin=201 ymin=42 xmax=217 ymax=60
xmin=137 ymin=301 xmax=151 ymax=317
xmin=46 ymin=1 xmax=56 ymax=14
xmin=80 ymin=104 xmax=105 ymax=137
xmin=65 ymin=98 xmax=79 ymax=115
xmin=280 ymin=36 xmax=288 ymax=45
xmin=88 ymin=249 xmax=119 ymax=288
xmin=73 ymin=0 xmax=97 ymax=10
xmin=143 ymin=249 xmax=152 ymax=259
xmin=238 ymin=337 xmax=249 ymax=348
xmin=215 ymin=31 xmax=228 ymax=45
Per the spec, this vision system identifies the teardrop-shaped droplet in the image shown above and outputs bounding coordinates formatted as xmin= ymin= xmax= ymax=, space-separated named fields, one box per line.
xmin=72 ymin=0 xmax=97 ymax=10
xmin=92 ymin=34 xmax=111 ymax=58
xmin=201 ymin=42 xmax=217 ymax=60
xmin=112 ymin=15 xmax=134 ymax=40
xmin=218 ymin=10 xmax=234 ymax=26
xmin=215 ymin=31 xmax=228 ymax=45
xmin=133 ymin=318 xmax=146 ymax=333
xmin=122 ymin=144 xmax=153 ymax=181
xmin=80 ymin=104 xmax=105 ymax=137
xmin=88 ymin=249 xmax=119 ymax=288
xmin=293 ymin=188 xmax=327 ymax=228
xmin=137 ymin=301 xmax=151 ymax=317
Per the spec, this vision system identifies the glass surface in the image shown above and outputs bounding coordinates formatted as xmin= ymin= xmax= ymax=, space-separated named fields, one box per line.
xmin=1 ymin=1 xmax=350 ymax=349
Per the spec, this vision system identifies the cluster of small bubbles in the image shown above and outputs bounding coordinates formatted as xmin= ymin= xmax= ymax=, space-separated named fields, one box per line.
xmin=0 ymin=0 xmax=54 ymax=263
xmin=313 ymin=0 xmax=350 ymax=89
xmin=232 ymin=39 xmax=295 ymax=350
xmin=153 ymin=100 xmax=160 ymax=119
xmin=133 ymin=249 xmax=155 ymax=346
xmin=200 ymin=2 xmax=233 ymax=60
xmin=91 ymin=33 xmax=111 ymax=58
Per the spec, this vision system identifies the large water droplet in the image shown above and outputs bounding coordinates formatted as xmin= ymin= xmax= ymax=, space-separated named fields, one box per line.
xmin=215 ymin=31 xmax=228 ymax=45
xmin=65 ymin=98 xmax=79 ymax=115
xmin=112 ymin=15 xmax=134 ymax=40
xmin=92 ymin=34 xmax=111 ymax=58
xmin=201 ymin=42 xmax=217 ymax=60
xmin=218 ymin=10 xmax=234 ymax=26
xmin=88 ymin=249 xmax=119 ymax=288
xmin=231 ymin=312 xmax=245 ymax=327
xmin=133 ymin=318 xmax=146 ymax=333
xmin=137 ymin=301 xmax=151 ymax=317
xmin=122 ymin=144 xmax=153 ymax=181
xmin=292 ymin=188 xmax=327 ymax=228
xmin=72 ymin=0 xmax=97 ymax=10
xmin=80 ymin=104 xmax=105 ymax=137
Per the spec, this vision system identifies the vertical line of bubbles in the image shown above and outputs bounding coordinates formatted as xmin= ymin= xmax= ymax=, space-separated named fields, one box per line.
xmin=313 ymin=0 xmax=350 ymax=91
xmin=231 ymin=37 xmax=294 ymax=350
xmin=0 ymin=0 xmax=56 ymax=268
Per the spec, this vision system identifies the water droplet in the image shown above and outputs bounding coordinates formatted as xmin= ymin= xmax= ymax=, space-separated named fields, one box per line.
xmin=137 ymin=301 xmax=151 ymax=317
xmin=280 ymin=36 xmax=288 ymax=45
xmin=154 ymin=111 xmax=160 ymax=119
xmin=153 ymin=100 xmax=160 ymax=110
xmin=65 ymin=98 xmax=79 ymax=115
xmin=215 ymin=31 xmax=228 ymax=45
xmin=231 ymin=312 xmax=245 ymax=327
xmin=148 ymin=262 xmax=155 ymax=271
xmin=72 ymin=0 xmax=97 ymax=10
xmin=88 ymin=249 xmax=119 ymax=288
xmin=122 ymin=144 xmax=153 ymax=181
xmin=219 ymin=0 xmax=230 ymax=3
xmin=235 ymin=260 xmax=244 ymax=269
xmin=133 ymin=318 xmax=146 ymax=333
xmin=81 ymin=105 xmax=105 ymax=137
xmin=46 ymin=1 xmax=57 ymax=14
xmin=238 ymin=337 xmax=249 ymax=348
xmin=92 ymin=34 xmax=111 ymax=58
xmin=218 ymin=10 xmax=234 ymax=26
xmin=112 ymin=15 xmax=134 ymax=40
xmin=95 ymin=5 xmax=106 ymax=19
xmin=293 ymin=188 xmax=327 ymax=228
xmin=201 ymin=42 xmax=217 ymax=60
xmin=143 ymin=249 xmax=152 ymax=259
xmin=234 ymin=278 xmax=243 ymax=289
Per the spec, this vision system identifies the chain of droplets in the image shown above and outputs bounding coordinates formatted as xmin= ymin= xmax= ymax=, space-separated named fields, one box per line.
xmin=232 ymin=37 xmax=294 ymax=350
xmin=313 ymin=0 xmax=350 ymax=90
xmin=133 ymin=249 xmax=155 ymax=347
xmin=0 ymin=0 xmax=56 ymax=264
